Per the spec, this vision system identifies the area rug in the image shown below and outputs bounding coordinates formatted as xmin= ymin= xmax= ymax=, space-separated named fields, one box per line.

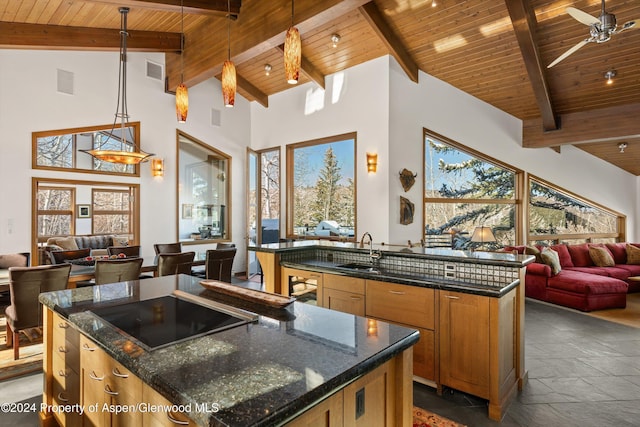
xmin=0 ymin=314 xmax=43 ymax=381
xmin=582 ymin=293 xmax=640 ymax=329
xmin=413 ymin=406 xmax=466 ymax=427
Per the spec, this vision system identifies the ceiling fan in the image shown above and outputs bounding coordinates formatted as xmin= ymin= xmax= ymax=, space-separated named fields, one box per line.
xmin=547 ymin=0 xmax=637 ymax=68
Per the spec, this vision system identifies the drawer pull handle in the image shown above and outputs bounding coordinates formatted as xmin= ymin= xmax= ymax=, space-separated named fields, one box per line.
xmin=89 ymin=371 xmax=104 ymax=381
xmin=350 ymin=296 xmax=362 ymax=300
xmin=388 ymin=290 xmax=405 ymax=295
xmin=57 ymin=392 xmax=69 ymax=403
xmin=82 ymin=343 xmax=97 ymax=352
xmin=444 ymin=295 xmax=460 ymax=300
xmin=58 ymin=322 xmax=69 ymax=329
xmin=58 ymin=370 xmax=68 ymax=378
xmin=167 ymin=411 xmax=190 ymax=425
xmin=104 ymin=385 xmax=119 ymax=396
xmin=112 ymin=367 xmax=129 ymax=378
xmin=58 ymin=346 xmax=68 ymax=354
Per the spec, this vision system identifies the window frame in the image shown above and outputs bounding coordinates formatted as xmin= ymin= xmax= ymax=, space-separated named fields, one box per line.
xmin=91 ymin=188 xmax=133 ymax=235
xmin=36 ymin=186 xmax=76 ymax=242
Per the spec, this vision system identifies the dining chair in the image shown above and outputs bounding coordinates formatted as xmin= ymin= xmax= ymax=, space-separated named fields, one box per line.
xmin=107 ymin=245 xmax=141 ymax=257
xmin=93 ymin=258 xmax=143 ymax=286
xmin=204 ymin=248 xmax=237 ymax=283
xmin=49 ymin=248 xmax=91 ymax=264
xmin=154 ymin=242 xmax=182 ymax=255
xmin=157 ymin=252 xmax=196 ymax=277
xmin=216 ymin=242 xmax=236 ymax=249
xmin=5 ymin=263 xmax=72 ymax=360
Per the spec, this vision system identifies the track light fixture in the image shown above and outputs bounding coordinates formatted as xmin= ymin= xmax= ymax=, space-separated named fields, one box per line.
xmin=618 ymin=142 xmax=628 ymax=153
xmin=604 ymin=70 xmax=616 ymax=85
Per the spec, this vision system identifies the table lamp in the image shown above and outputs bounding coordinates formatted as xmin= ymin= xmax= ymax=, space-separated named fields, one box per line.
xmin=470 ymin=226 xmax=496 ymax=250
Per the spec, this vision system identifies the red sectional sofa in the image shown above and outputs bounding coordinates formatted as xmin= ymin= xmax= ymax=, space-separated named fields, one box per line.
xmin=506 ymin=243 xmax=640 ymax=312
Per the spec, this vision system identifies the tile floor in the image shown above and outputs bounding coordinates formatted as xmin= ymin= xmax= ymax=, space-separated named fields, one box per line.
xmin=2 ymin=282 xmax=639 ymax=427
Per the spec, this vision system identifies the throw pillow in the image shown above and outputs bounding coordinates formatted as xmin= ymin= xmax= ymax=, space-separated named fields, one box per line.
xmin=540 ymin=247 xmax=562 ymax=275
xmin=0 ymin=253 xmax=28 ymax=269
xmin=524 ymin=245 xmax=543 ymax=263
xmin=111 ymin=235 xmax=130 ymax=247
xmin=589 ymin=246 xmax=615 ymax=267
xmin=626 ymin=244 xmax=640 ymax=265
xmin=52 ymin=236 xmax=79 ymax=250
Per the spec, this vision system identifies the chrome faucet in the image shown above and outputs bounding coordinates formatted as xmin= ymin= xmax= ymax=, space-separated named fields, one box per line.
xmin=360 ymin=232 xmax=381 ymax=261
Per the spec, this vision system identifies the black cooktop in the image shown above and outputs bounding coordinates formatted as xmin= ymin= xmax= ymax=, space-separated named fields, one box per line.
xmin=91 ymin=295 xmax=255 ymax=350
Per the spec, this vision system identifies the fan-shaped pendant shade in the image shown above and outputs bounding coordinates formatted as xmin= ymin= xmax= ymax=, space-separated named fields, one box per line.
xmin=222 ymin=60 xmax=236 ymax=107
xmin=176 ymin=83 xmax=189 ymax=122
xmin=284 ymin=26 xmax=301 ymax=84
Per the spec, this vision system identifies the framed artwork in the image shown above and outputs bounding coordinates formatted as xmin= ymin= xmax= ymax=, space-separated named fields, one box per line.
xmin=400 ymin=196 xmax=414 ymax=225
xmin=77 ymin=204 xmax=91 ymax=218
xmin=182 ymin=204 xmax=193 ymax=219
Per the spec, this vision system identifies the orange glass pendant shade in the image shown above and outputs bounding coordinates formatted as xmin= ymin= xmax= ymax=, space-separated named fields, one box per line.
xmin=222 ymin=60 xmax=236 ymax=107
xmin=284 ymin=26 xmax=301 ymax=84
xmin=176 ymin=83 xmax=188 ymax=123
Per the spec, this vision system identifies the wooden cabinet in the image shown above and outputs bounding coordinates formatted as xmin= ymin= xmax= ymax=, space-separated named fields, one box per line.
xmin=323 ymin=273 xmax=365 ymax=316
xmin=365 ymin=280 xmax=436 ymax=382
xmin=284 ymin=390 xmax=343 ymax=427
xmin=281 ymin=267 xmax=324 ymax=305
xmin=50 ymin=312 xmax=82 ymax=427
xmin=142 ymin=384 xmax=198 ymax=426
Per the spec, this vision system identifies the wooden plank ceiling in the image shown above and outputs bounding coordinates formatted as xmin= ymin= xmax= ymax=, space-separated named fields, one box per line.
xmin=1 ymin=0 xmax=639 ymax=174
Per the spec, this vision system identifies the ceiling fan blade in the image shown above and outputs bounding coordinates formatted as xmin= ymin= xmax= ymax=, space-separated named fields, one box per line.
xmin=613 ymin=20 xmax=637 ymax=33
xmin=566 ymin=6 xmax=600 ymax=26
xmin=547 ymin=38 xmax=591 ymax=68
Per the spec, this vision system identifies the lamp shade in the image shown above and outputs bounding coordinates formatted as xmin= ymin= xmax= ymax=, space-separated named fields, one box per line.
xmin=470 ymin=226 xmax=496 ymax=243
xmin=366 ymin=152 xmax=378 ymax=173
xmin=82 ymin=149 xmax=153 ymax=165
xmin=151 ymin=158 xmax=164 ymax=177
xmin=284 ymin=26 xmax=301 ymax=84
xmin=222 ymin=60 xmax=236 ymax=107
xmin=176 ymin=83 xmax=188 ymax=123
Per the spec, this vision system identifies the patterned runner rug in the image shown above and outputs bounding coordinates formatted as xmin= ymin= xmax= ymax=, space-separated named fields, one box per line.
xmin=413 ymin=406 xmax=466 ymax=427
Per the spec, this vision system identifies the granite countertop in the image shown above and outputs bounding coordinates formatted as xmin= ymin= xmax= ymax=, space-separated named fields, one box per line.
xmin=40 ymin=275 xmax=419 ymax=426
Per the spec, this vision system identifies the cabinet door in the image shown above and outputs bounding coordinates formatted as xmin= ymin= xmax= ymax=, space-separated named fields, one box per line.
xmin=343 ymin=361 xmax=392 ymax=427
xmin=323 ymin=287 xmax=365 ymax=316
xmin=439 ymin=290 xmax=490 ymax=398
xmin=281 ymin=267 xmax=323 ymax=305
xmin=285 ymin=390 xmax=343 ymax=427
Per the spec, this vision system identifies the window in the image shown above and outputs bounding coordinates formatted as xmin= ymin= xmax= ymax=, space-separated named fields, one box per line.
xmin=92 ymin=189 xmax=133 ymax=234
xmin=528 ymin=175 xmax=625 ymax=245
xmin=424 ymin=129 xmax=522 ymax=249
xmin=286 ymin=133 xmax=356 ymax=239
xmin=33 ymin=122 xmax=141 ymax=176
xmin=37 ymin=187 xmax=75 ymax=240
xmin=178 ymin=130 xmax=231 ymax=243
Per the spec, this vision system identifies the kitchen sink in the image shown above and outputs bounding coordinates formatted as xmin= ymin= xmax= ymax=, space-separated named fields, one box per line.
xmin=336 ymin=263 xmax=381 ymax=274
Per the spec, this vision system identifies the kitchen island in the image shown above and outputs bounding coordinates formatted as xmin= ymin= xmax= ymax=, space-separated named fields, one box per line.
xmin=39 ymin=274 xmax=418 ymax=426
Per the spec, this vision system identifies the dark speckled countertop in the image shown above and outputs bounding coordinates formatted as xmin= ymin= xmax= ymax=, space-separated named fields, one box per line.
xmin=39 ymin=275 xmax=419 ymax=427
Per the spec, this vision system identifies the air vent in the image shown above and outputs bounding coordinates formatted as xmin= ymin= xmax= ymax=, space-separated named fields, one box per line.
xmin=211 ymin=108 xmax=221 ymax=127
xmin=57 ymin=69 xmax=74 ymax=95
xmin=146 ymin=60 xmax=163 ymax=81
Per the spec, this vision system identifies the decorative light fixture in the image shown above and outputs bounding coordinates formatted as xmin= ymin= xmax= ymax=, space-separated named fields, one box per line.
xmin=151 ymin=158 xmax=164 ymax=177
xmin=366 ymin=152 xmax=378 ymax=174
xmin=284 ymin=0 xmax=301 ymax=84
xmin=81 ymin=7 xmax=153 ymax=165
xmin=221 ymin=0 xmax=236 ymax=107
xmin=367 ymin=319 xmax=378 ymax=337
xmin=604 ymin=70 xmax=616 ymax=85
xmin=470 ymin=226 xmax=496 ymax=250
xmin=431 ymin=0 xmax=437 ymax=7
xmin=176 ymin=0 xmax=188 ymax=123
xmin=331 ymin=33 xmax=340 ymax=48
xmin=618 ymin=142 xmax=628 ymax=153
xmin=264 ymin=64 xmax=272 ymax=76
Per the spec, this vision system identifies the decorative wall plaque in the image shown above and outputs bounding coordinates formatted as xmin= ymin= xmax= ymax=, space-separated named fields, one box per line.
xmin=400 ymin=196 xmax=414 ymax=225
xmin=399 ymin=168 xmax=417 ymax=192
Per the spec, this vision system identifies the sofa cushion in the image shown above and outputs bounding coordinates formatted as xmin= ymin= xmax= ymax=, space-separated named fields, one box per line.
xmin=589 ymin=246 xmax=615 ymax=267
xmin=606 ymin=243 xmax=627 ymax=264
xmin=566 ymin=266 xmax=629 ymax=281
xmin=541 ymin=247 xmax=562 ymax=275
xmin=626 ymin=244 xmax=640 ymax=265
xmin=611 ymin=264 xmax=640 ymax=278
xmin=525 ymin=245 xmax=543 ymax=263
xmin=75 ymin=235 xmax=112 ymax=250
xmin=547 ymin=270 xmax=628 ymax=295
xmin=111 ymin=235 xmax=130 ymax=247
xmin=550 ymin=244 xmax=574 ymax=268
xmin=0 ymin=253 xmax=28 ymax=269
xmin=567 ymin=243 xmax=593 ymax=267
xmin=48 ymin=236 xmax=79 ymax=251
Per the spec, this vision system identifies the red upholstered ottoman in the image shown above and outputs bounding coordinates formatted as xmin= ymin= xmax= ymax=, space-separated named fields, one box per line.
xmin=546 ymin=270 xmax=628 ymax=312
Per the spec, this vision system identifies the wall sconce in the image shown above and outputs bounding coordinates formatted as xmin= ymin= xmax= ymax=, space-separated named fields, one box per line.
xmin=366 ymin=152 xmax=378 ymax=174
xmin=151 ymin=158 xmax=164 ymax=177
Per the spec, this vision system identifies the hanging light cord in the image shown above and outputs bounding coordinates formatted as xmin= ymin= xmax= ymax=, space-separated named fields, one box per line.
xmin=180 ymin=0 xmax=184 ymax=83
xmin=114 ymin=8 xmax=129 ymax=148
xmin=227 ymin=0 xmax=231 ymax=60
xmin=291 ymin=0 xmax=295 ymax=26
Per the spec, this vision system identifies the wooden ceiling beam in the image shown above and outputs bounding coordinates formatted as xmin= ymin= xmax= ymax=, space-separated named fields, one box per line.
xmin=358 ymin=1 xmax=418 ymax=83
xmin=523 ymin=103 xmax=640 ymax=148
xmin=236 ymin=74 xmax=269 ymax=108
xmin=275 ymin=45 xmax=325 ymax=89
xmin=504 ymin=0 xmax=557 ymax=131
xmin=0 ymin=22 xmax=181 ymax=51
xmin=86 ymin=0 xmax=241 ymax=17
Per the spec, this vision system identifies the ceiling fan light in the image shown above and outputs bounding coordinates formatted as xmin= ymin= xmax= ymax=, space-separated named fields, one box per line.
xmin=176 ymin=83 xmax=188 ymax=123
xmin=222 ymin=60 xmax=236 ymax=108
xmin=284 ymin=26 xmax=301 ymax=84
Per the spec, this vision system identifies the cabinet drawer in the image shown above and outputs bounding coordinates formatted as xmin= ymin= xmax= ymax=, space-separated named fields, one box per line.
xmin=52 ymin=351 xmax=80 ymax=392
xmin=366 ymin=280 xmax=434 ymax=329
xmin=143 ymin=385 xmax=198 ymax=426
xmin=52 ymin=313 xmax=80 ymax=364
xmin=323 ymin=288 xmax=365 ymax=316
xmin=323 ymin=273 xmax=365 ymax=294
xmin=52 ymin=380 xmax=82 ymax=427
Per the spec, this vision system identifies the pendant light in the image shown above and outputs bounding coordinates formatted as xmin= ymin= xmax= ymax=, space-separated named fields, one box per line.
xmin=176 ymin=0 xmax=188 ymax=122
xmin=284 ymin=0 xmax=301 ymax=84
xmin=221 ymin=0 xmax=236 ymax=107
xmin=82 ymin=7 xmax=153 ymax=165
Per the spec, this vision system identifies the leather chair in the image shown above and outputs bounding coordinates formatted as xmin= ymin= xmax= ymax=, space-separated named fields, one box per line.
xmin=49 ymin=248 xmax=91 ymax=264
xmin=204 ymin=248 xmax=236 ymax=283
xmin=154 ymin=243 xmax=182 ymax=255
xmin=5 ymin=263 xmax=72 ymax=359
xmin=157 ymin=252 xmax=196 ymax=277
xmin=107 ymin=245 xmax=141 ymax=257
xmin=93 ymin=258 xmax=143 ymax=286
xmin=191 ymin=243 xmax=235 ymax=277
